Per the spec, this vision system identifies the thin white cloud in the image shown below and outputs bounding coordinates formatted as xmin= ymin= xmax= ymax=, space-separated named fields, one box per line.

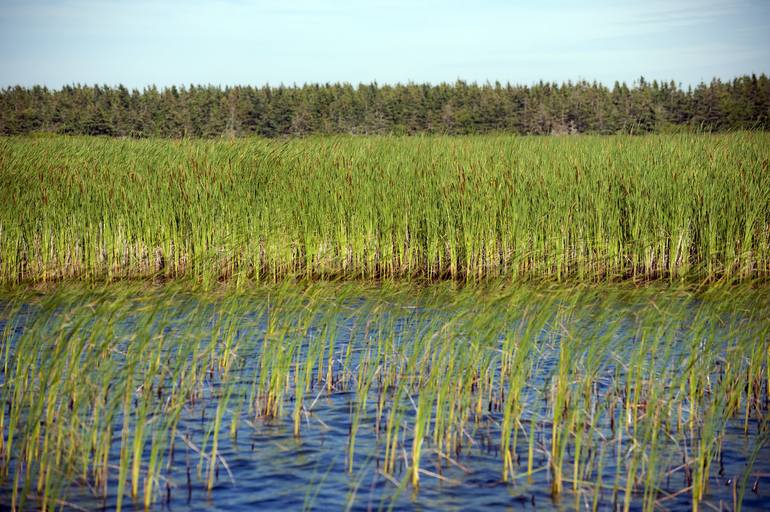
xmin=1 ymin=0 xmax=768 ymax=87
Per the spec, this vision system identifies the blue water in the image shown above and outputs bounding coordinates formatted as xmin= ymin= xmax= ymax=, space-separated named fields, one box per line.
xmin=0 ymin=284 xmax=768 ymax=511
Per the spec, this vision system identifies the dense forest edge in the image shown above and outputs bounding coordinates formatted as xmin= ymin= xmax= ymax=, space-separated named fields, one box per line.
xmin=1 ymin=75 xmax=769 ymax=137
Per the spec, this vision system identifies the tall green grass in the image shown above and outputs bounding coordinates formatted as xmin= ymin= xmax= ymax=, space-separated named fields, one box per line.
xmin=1 ymin=133 xmax=768 ymax=285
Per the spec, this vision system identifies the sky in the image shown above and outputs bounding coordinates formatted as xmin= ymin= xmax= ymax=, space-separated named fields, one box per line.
xmin=0 ymin=0 xmax=769 ymax=89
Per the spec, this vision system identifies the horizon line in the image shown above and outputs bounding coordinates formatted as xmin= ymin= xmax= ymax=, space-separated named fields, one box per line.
xmin=3 ymin=73 xmax=769 ymax=92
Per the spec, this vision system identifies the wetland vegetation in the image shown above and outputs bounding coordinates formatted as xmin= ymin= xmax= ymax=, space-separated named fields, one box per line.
xmin=1 ymin=133 xmax=769 ymax=286
xmin=1 ymin=282 xmax=769 ymax=511
xmin=0 ymin=133 xmax=768 ymax=510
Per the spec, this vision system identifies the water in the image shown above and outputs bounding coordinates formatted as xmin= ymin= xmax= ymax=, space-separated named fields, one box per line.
xmin=0 ymin=282 xmax=768 ymax=511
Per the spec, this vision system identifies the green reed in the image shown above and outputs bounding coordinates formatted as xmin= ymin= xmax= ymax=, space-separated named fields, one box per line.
xmin=1 ymin=133 xmax=769 ymax=287
xmin=0 ymin=280 xmax=768 ymax=511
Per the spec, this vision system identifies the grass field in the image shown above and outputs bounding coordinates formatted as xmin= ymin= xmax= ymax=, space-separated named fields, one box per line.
xmin=1 ymin=133 xmax=769 ymax=286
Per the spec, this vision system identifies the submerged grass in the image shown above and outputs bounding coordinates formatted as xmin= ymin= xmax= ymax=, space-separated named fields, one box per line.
xmin=0 ymin=281 xmax=768 ymax=510
xmin=1 ymin=133 xmax=769 ymax=285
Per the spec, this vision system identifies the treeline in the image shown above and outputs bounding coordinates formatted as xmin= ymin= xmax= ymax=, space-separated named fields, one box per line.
xmin=1 ymin=75 xmax=769 ymax=137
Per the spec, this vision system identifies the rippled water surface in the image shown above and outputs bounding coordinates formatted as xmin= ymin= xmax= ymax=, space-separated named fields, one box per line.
xmin=1 ymin=283 xmax=768 ymax=511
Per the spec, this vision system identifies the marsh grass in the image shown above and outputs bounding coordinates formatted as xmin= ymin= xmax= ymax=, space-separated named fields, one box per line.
xmin=0 ymin=280 xmax=768 ymax=510
xmin=1 ymin=133 xmax=769 ymax=287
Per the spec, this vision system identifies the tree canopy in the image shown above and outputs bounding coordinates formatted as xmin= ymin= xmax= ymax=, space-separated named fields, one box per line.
xmin=1 ymin=76 xmax=768 ymax=137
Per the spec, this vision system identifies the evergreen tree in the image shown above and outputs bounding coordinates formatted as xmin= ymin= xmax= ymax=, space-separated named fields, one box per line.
xmin=1 ymin=76 xmax=768 ymax=137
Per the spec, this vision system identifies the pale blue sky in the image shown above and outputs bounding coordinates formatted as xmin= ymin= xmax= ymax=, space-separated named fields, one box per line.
xmin=1 ymin=0 xmax=768 ymax=89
